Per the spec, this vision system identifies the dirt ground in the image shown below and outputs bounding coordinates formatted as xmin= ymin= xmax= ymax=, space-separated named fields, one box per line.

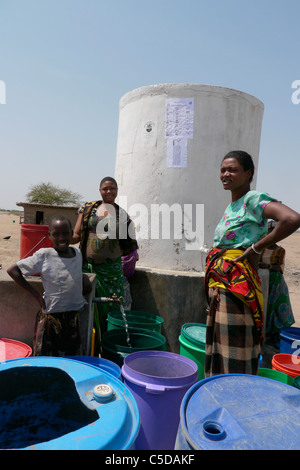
xmin=0 ymin=212 xmax=22 ymax=269
xmin=1 ymin=211 xmax=300 ymax=326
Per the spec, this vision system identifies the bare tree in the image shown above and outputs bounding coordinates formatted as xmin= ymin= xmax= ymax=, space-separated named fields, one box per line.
xmin=25 ymin=182 xmax=82 ymax=206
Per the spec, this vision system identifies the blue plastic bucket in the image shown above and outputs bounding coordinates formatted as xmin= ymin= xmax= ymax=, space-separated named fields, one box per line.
xmin=121 ymin=350 xmax=198 ymax=450
xmin=67 ymin=355 xmax=121 ymax=380
xmin=280 ymin=327 xmax=300 ymax=354
xmin=175 ymin=374 xmax=300 ymax=450
xmin=0 ymin=357 xmax=139 ymax=450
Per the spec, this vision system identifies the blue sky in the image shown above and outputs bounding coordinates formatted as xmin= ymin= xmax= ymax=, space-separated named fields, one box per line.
xmin=1 ymin=0 xmax=300 ymax=213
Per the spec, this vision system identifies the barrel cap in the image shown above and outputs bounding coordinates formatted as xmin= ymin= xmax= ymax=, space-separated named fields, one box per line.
xmin=93 ymin=384 xmax=114 ymax=402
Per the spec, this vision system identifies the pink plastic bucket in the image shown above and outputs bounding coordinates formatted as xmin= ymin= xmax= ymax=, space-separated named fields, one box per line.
xmin=0 ymin=338 xmax=32 ymax=361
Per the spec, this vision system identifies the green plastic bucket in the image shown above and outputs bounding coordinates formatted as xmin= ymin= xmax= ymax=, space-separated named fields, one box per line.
xmin=179 ymin=323 xmax=206 ymax=380
xmin=107 ymin=310 xmax=164 ymax=333
xmin=101 ymin=328 xmax=167 ymax=367
xmin=293 ymin=375 xmax=300 ymax=389
xmin=258 ymin=367 xmax=294 ymax=386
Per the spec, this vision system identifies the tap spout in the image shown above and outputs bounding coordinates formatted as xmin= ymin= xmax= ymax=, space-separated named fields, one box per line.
xmin=93 ymin=293 xmax=123 ymax=305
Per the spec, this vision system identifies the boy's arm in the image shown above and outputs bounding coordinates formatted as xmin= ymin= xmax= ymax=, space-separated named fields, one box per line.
xmin=7 ymin=264 xmax=45 ymax=309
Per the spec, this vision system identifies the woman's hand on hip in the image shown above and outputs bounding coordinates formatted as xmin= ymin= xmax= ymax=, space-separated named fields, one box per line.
xmin=234 ymin=246 xmax=260 ymax=270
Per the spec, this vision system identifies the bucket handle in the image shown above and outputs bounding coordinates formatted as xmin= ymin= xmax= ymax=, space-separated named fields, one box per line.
xmin=21 ymin=236 xmax=47 ymax=259
xmin=145 ymin=384 xmax=166 ymax=394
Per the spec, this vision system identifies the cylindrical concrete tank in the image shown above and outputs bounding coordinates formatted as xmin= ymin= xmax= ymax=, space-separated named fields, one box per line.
xmin=115 ymin=84 xmax=264 ymax=272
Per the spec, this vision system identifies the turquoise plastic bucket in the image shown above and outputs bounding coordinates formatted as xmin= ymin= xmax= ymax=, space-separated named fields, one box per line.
xmin=107 ymin=310 xmax=164 ymax=333
xmin=179 ymin=323 xmax=206 ymax=379
xmin=67 ymin=355 xmax=121 ymax=380
xmin=0 ymin=357 xmax=139 ymax=450
xmin=101 ymin=328 xmax=167 ymax=367
xmin=122 ymin=350 xmax=198 ymax=450
xmin=176 ymin=374 xmax=300 ymax=450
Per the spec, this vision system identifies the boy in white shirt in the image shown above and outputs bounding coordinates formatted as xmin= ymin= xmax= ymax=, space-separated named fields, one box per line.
xmin=7 ymin=215 xmax=90 ymax=356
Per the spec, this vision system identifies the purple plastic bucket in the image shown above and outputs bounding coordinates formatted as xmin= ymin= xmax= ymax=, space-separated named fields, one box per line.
xmin=121 ymin=350 xmax=198 ymax=450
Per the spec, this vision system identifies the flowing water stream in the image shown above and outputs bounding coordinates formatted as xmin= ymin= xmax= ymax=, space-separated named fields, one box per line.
xmin=119 ymin=304 xmax=132 ymax=348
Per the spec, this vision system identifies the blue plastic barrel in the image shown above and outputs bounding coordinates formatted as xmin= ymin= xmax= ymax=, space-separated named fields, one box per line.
xmin=67 ymin=355 xmax=122 ymax=380
xmin=121 ymin=350 xmax=198 ymax=450
xmin=280 ymin=327 xmax=300 ymax=354
xmin=0 ymin=357 xmax=139 ymax=450
xmin=175 ymin=374 xmax=300 ymax=450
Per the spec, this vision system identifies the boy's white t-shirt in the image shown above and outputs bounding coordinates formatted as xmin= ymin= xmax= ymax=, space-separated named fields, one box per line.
xmin=17 ymin=247 xmax=87 ymax=314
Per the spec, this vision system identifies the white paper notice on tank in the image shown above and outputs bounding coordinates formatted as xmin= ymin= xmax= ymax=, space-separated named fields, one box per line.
xmin=165 ymin=97 xmax=194 ymax=139
xmin=165 ymin=97 xmax=194 ymax=168
xmin=166 ymin=138 xmax=187 ymax=168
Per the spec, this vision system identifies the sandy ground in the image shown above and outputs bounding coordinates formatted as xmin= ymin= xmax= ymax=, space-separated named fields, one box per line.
xmin=1 ymin=211 xmax=300 ymax=326
xmin=0 ymin=212 xmax=22 ymax=269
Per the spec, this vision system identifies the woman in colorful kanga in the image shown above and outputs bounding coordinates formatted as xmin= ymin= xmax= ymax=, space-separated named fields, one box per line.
xmin=72 ymin=177 xmax=138 ymax=352
xmin=205 ymin=150 xmax=300 ymax=376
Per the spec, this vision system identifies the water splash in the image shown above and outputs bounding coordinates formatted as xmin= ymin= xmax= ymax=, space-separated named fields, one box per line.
xmin=119 ymin=304 xmax=132 ymax=348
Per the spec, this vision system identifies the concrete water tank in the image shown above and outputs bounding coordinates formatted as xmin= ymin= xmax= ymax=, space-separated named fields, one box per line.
xmin=115 ymin=83 xmax=264 ymax=273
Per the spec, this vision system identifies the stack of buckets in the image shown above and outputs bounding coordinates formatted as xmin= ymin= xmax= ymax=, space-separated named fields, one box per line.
xmin=269 ymin=326 xmax=300 ymax=387
xmin=101 ymin=310 xmax=166 ymax=366
xmin=106 ymin=309 xmax=164 ymax=333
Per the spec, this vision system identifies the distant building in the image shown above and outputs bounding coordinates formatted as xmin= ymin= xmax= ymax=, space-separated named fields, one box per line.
xmin=16 ymin=202 xmax=80 ymax=227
